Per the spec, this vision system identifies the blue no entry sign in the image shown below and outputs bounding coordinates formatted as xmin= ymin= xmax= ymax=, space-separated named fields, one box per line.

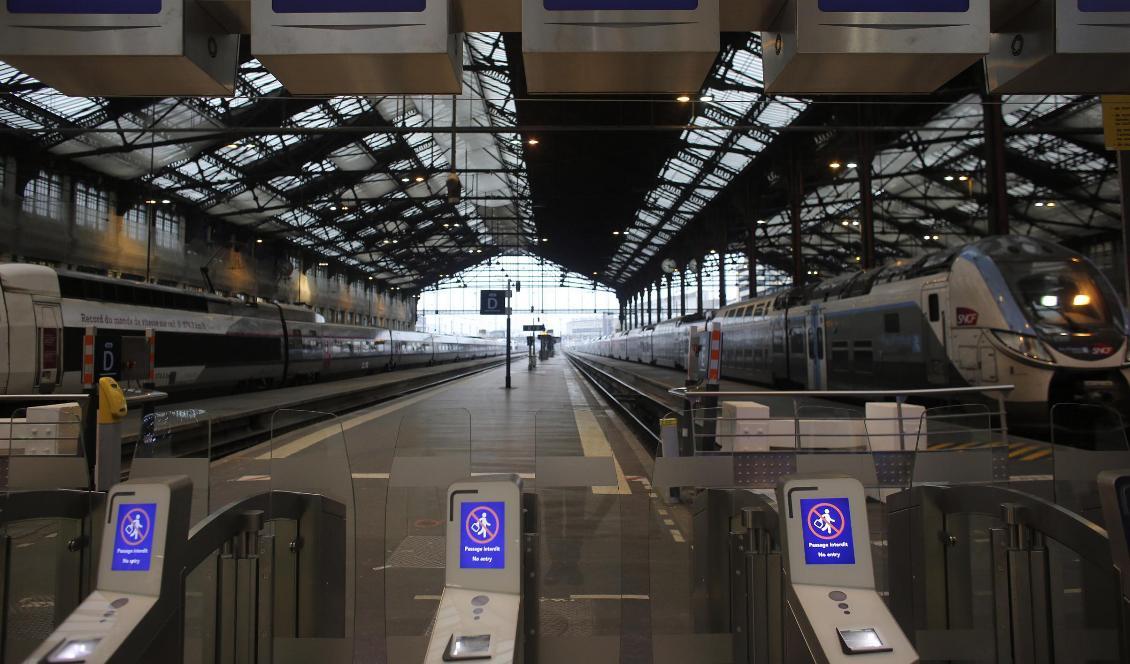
xmin=7 ymin=0 xmax=161 ymax=13
xmin=273 ymin=0 xmax=425 ymax=12
xmin=800 ymin=497 xmax=855 ymax=565
xmin=460 ymin=502 xmax=505 ymax=569
xmin=112 ymin=503 xmax=157 ymax=572
xmin=1078 ymin=0 xmax=1130 ymax=10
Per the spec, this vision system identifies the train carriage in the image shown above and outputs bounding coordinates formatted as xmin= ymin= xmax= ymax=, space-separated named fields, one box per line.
xmin=579 ymin=236 xmax=1130 ymax=422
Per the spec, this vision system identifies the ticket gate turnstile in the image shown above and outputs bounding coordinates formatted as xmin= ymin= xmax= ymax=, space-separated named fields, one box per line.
xmin=777 ymin=475 xmax=918 ymax=663
xmin=25 ymin=477 xmax=192 ymax=664
xmin=423 ymin=475 xmax=524 ymax=664
xmin=694 ymin=476 xmax=918 ymax=663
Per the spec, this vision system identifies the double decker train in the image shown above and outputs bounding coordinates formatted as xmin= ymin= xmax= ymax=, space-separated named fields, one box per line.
xmin=576 ymin=236 xmax=1130 ymax=423
xmin=0 ymin=263 xmax=505 ymax=395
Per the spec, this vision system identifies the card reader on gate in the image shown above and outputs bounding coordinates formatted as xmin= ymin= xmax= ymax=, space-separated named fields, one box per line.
xmin=25 ymin=477 xmax=192 ymax=664
xmin=777 ymin=475 xmax=918 ymax=663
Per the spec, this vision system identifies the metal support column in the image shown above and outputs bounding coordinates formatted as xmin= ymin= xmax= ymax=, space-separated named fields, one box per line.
xmin=790 ymin=154 xmax=804 ymax=286
xmin=656 ymin=279 xmax=663 ymax=323
xmin=746 ymin=231 xmax=758 ymax=299
xmin=659 ymin=273 xmax=668 ymax=318
xmin=858 ymin=132 xmax=876 ymax=270
xmin=718 ymin=252 xmax=727 ymax=308
xmin=680 ymin=270 xmax=687 ymax=316
xmin=984 ymin=95 xmax=1011 ymax=236
xmin=696 ymin=257 xmax=705 ymax=314
xmin=646 ymin=285 xmax=653 ymax=325
xmin=619 ymin=297 xmax=626 ymax=331
xmin=1120 ymin=151 xmax=1130 ymax=305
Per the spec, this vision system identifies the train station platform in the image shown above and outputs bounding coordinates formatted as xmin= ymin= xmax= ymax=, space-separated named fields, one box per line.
xmin=207 ymin=353 xmax=688 ymax=664
xmin=5 ymin=352 xmax=1130 ymax=664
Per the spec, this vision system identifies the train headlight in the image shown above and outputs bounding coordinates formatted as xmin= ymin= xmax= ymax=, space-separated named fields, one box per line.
xmin=992 ymin=331 xmax=1056 ymax=364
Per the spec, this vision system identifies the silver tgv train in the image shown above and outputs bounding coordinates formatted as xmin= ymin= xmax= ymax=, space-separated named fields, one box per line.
xmin=0 ymin=264 xmax=505 ymax=395
xmin=577 ymin=236 xmax=1130 ymax=422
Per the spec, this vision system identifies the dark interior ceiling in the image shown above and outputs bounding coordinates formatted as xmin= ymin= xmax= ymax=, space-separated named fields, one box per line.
xmin=0 ymin=32 xmax=1121 ymax=300
xmin=505 ymin=33 xmax=698 ymax=281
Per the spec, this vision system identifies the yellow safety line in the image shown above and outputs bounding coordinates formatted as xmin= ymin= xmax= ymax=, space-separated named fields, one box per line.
xmin=1008 ymin=445 xmax=1040 ymax=459
xmin=563 ymin=364 xmax=632 ymax=495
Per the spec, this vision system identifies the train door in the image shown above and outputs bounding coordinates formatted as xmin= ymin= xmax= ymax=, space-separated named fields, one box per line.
xmin=33 ymin=302 xmax=63 ymax=391
xmin=921 ymin=285 xmax=949 ymax=385
xmin=806 ymin=306 xmax=826 ymax=390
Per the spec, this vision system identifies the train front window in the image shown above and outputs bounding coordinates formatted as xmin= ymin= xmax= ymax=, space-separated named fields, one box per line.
xmin=997 ymin=259 xmax=1126 ymax=360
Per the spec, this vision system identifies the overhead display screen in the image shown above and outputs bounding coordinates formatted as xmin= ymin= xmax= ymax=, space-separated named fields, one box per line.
xmin=6 ymin=0 xmax=161 ymax=13
xmin=460 ymin=501 xmax=505 ymax=570
xmin=544 ymin=0 xmax=699 ymax=9
xmin=818 ymin=0 xmax=968 ymax=11
xmin=800 ymin=497 xmax=855 ymax=565
xmin=111 ymin=503 xmax=157 ymax=572
xmin=1077 ymin=0 xmax=1130 ymax=10
xmin=273 ymin=0 xmax=426 ymax=12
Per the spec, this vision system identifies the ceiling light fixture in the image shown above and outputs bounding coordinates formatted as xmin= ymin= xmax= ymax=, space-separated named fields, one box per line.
xmin=145 ymin=199 xmax=157 ymax=205
xmin=414 ymin=175 xmax=425 ymax=183
xmin=256 ymin=238 xmax=263 ymax=244
xmin=401 ymin=177 xmax=410 ymax=183
xmin=944 ymin=175 xmax=955 ymax=181
xmin=958 ymin=175 xmax=969 ymax=182
xmin=318 ymin=262 xmax=329 ymax=267
xmin=829 ymin=161 xmax=842 ymax=170
xmin=225 ymin=142 xmax=241 ymax=149
xmin=757 ymin=219 xmax=766 ymax=224
xmin=699 ymin=95 xmax=714 ymax=102
xmin=1046 ymin=201 xmax=1057 ymax=207
xmin=1035 ymin=201 xmax=1045 ymax=207
xmin=846 ymin=162 xmax=858 ymax=169
xmin=161 ymin=199 xmax=171 ymax=204
xmin=527 ymin=138 xmax=539 ymax=146
xmin=676 ymin=95 xmax=691 ymax=103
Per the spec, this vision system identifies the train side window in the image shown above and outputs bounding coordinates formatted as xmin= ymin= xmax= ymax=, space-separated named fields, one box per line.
xmin=884 ymin=313 xmax=900 ymax=334
xmin=928 ymin=294 xmax=940 ymax=322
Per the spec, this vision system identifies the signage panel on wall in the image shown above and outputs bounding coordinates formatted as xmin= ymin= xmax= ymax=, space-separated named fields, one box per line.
xmin=6 ymin=0 xmax=162 ymax=13
xmin=544 ymin=0 xmax=698 ymax=9
xmin=272 ymin=0 xmax=426 ymax=12
xmin=817 ymin=0 xmax=968 ymax=11
xmin=1078 ymin=0 xmax=1130 ymax=10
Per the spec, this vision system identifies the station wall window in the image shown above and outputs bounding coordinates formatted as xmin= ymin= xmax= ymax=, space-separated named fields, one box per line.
xmin=124 ymin=207 xmax=148 ymax=242
xmin=73 ymin=182 xmax=109 ymax=231
xmin=21 ymin=171 xmax=64 ymax=220
xmin=155 ymin=208 xmax=183 ymax=250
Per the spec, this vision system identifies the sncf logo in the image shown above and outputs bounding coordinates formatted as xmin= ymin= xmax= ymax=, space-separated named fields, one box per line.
xmin=956 ymin=308 xmax=979 ymax=326
xmin=1092 ymin=344 xmax=1115 ymax=357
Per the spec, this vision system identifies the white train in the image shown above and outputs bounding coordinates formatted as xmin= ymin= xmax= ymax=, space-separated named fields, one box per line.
xmin=577 ymin=236 xmax=1130 ymax=423
xmin=0 ymin=264 xmax=505 ymax=395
